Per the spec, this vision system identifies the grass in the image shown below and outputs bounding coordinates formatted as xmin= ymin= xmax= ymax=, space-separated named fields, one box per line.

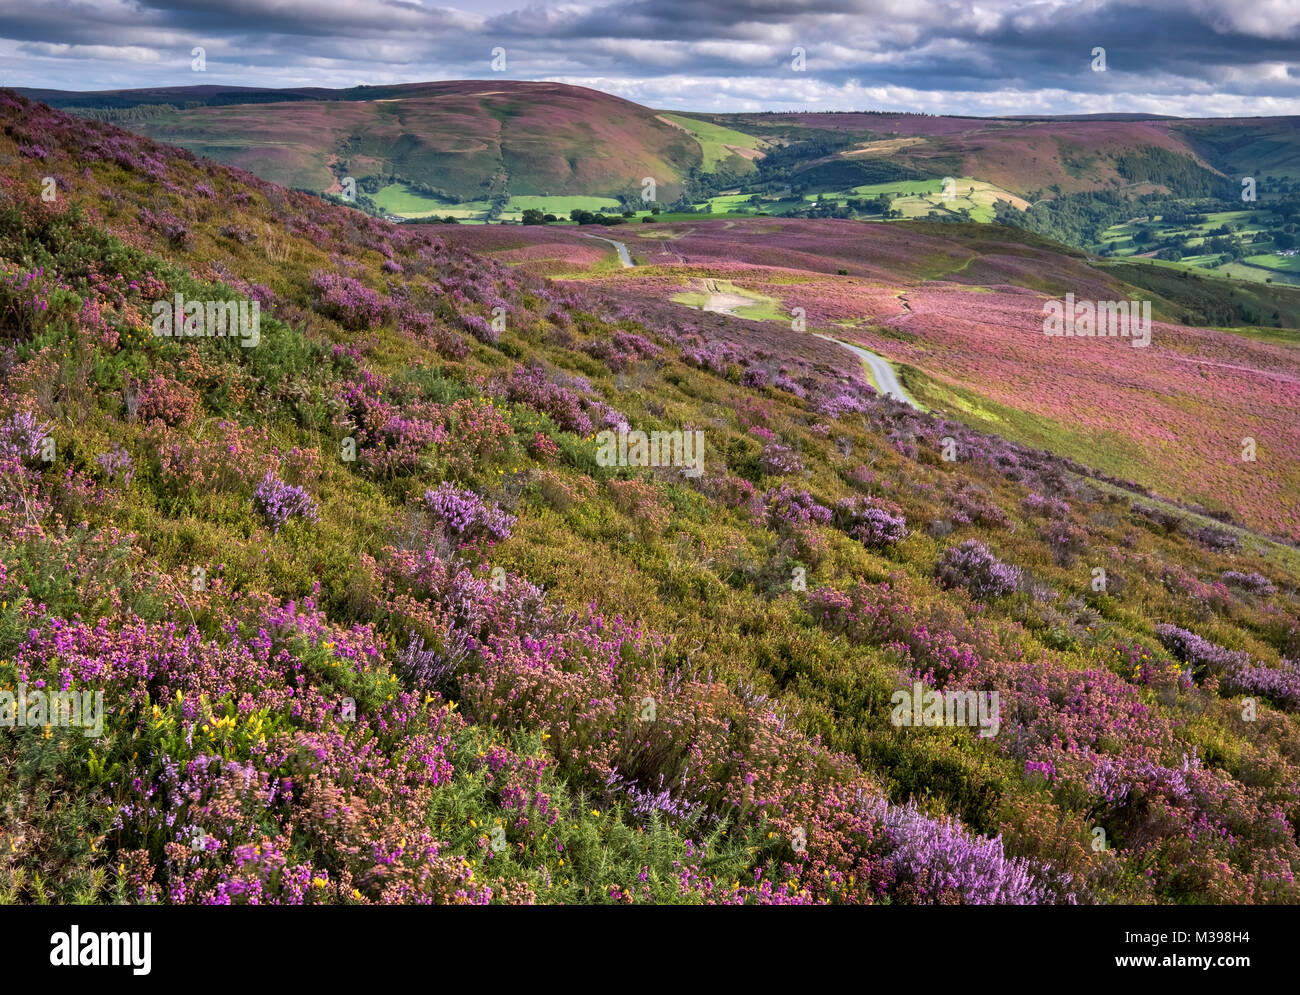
xmin=671 ymin=280 xmax=785 ymax=320
xmin=500 ymin=195 xmax=623 ymax=220
xmin=902 ymin=368 xmax=1156 ymax=486
xmin=658 ymin=113 xmax=765 ymax=171
xmin=1218 ymin=260 xmax=1300 ymax=286
xmin=816 ymin=177 xmax=1028 ymax=223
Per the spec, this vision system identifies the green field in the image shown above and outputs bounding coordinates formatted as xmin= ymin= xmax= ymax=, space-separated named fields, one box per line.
xmin=694 ymin=177 xmax=1027 ymax=223
xmin=372 ymin=187 xmax=625 ymax=222
xmin=1098 ymin=206 xmax=1299 ymax=284
xmin=829 ymin=177 xmax=1027 ymax=222
xmin=1221 ymin=255 xmax=1300 ymax=286
xmin=372 ymin=182 xmax=468 ymax=217
xmin=1240 ymin=252 xmax=1300 ymax=274
xmin=658 ymin=113 xmax=765 ymax=172
xmin=697 ymin=193 xmax=765 ymax=213
xmin=500 ymin=195 xmax=622 ymax=220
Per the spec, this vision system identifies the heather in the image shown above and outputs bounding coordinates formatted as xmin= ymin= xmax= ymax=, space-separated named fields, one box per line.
xmin=539 ymin=217 xmax=1300 ymax=541
xmin=936 ymin=540 xmax=1023 ymax=601
xmin=1 ymin=92 xmax=1300 ymax=906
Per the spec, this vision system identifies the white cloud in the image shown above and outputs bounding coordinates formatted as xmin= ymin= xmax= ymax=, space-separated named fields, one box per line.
xmin=18 ymin=42 xmax=163 ymax=63
xmin=1 ymin=0 xmax=1297 ymax=115
xmin=548 ymin=73 xmax=1300 ymax=116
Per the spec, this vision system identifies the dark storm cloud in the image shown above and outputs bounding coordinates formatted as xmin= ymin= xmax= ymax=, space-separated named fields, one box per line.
xmin=0 ymin=0 xmax=1297 ymax=114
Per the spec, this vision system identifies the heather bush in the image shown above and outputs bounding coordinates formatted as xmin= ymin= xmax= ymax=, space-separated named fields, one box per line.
xmin=0 ymin=409 xmax=50 ymax=466
xmin=439 ymin=398 xmax=514 ymax=478
xmin=1154 ymin=623 xmax=1251 ymax=677
xmin=759 ymin=441 xmax=803 ymax=476
xmin=253 ymin=470 xmax=320 ymax=533
xmin=395 ymin=630 xmax=469 ymax=696
xmin=528 ymin=431 xmax=562 ymax=463
xmin=424 ymin=482 xmax=516 ymax=546
xmin=131 ymin=372 xmax=199 ymax=427
xmin=835 ymin=495 xmax=908 ymax=548
xmin=1130 ymin=502 xmax=1182 ymax=533
xmin=155 ymin=420 xmax=266 ymax=493
xmin=936 ymin=540 xmax=1023 ymax=600
xmin=310 ymin=270 xmax=390 ymax=329
xmin=1023 ymin=492 xmax=1071 ymax=519
xmin=534 ymin=470 xmax=593 ymax=512
xmin=763 ymin=484 xmax=832 ymax=527
xmin=950 ymin=485 xmax=1009 ymax=529
xmin=219 ymin=223 xmax=256 ymax=245
xmin=609 ymin=478 xmax=668 ymax=534
xmin=95 ymin=444 xmax=134 ymax=486
xmin=499 ymin=365 xmax=592 ymax=435
xmin=1041 ymin=519 xmax=1087 ymax=568
xmin=1187 ymin=523 xmax=1240 ymax=551
xmin=773 ymin=374 xmax=807 ymax=397
xmin=880 ymin=800 xmax=1058 ymax=905
xmin=1219 ymin=657 xmax=1300 ymax=712
xmin=461 ymin=312 xmax=499 ymax=345
xmin=816 ymin=390 xmax=870 ymax=419
xmin=1221 ymin=570 xmax=1275 ymax=595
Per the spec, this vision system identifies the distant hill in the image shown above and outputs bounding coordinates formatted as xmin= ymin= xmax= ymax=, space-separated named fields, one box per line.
xmin=20 ymin=81 xmax=1300 ymax=227
xmin=19 ymin=81 xmax=705 ymax=209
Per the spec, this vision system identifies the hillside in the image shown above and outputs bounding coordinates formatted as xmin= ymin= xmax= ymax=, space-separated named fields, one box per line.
xmin=446 ymin=217 xmax=1300 ymax=540
xmin=24 ymin=81 xmax=702 ymax=212
xmin=28 ymin=82 xmax=1299 ymax=222
xmin=3 ymin=91 xmax=1300 ymax=906
xmin=706 ymin=112 xmax=1237 ymax=196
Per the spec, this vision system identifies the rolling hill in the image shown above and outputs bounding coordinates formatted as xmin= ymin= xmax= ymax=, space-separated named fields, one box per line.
xmin=24 ymin=81 xmax=705 ymax=209
xmin=25 ymin=81 xmax=1300 ymax=220
xmin=4 ymin=88 xmax=1300 ymax=908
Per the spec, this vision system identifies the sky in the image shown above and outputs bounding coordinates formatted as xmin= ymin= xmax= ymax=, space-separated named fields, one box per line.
xmin=1 ymin=0 xmax=1299 ymax=116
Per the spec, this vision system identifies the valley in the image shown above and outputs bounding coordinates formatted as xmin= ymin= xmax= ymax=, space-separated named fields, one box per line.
xmin=2 ymin=57 xmax=1299 ymax=915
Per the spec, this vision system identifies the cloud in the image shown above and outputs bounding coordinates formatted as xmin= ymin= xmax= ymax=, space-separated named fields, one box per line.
xmin=0 ymin=0 xmax=1295 ymax=115
xmin=18 ymin=42 xmax=164 ymax=63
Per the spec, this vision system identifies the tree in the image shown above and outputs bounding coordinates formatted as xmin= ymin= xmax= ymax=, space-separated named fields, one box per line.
xmin=521 ymin=208 xmax=547 ymax=225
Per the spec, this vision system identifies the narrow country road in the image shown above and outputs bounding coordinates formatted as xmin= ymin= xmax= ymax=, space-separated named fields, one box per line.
xmin=582 ymin=232 xmax=634 ymax=267
xmin=638 ymin=251 xmax=919 ymax=409
xmin=811 ymin=332 xmax=920 ymax=408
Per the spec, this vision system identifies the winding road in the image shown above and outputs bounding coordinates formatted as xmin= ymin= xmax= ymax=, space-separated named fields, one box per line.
xmin=582 ymin=233 xmax=634 ymax=267
xmin=811 ymin=332 xmax=920 ymax=408
xmin=589 ymin=231 xmax=919 ymax=408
